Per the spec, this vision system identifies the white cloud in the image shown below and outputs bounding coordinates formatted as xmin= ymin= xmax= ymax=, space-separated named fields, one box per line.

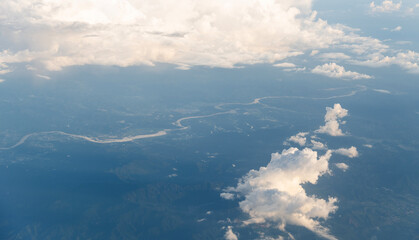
xmin=273 ymin=62 xmax=296 ymax=68
xmin=353 ymin=51 xmax=419 ymax=74
xmin=391 ymin=26 xmax=402 ymax=32
xmin=36 ymin=74 xmax=51 ymax=80
xmin=311 ymin=139 xmax=327 ymax=150
xmin=318 ymin=52 xmax=351 ymax=60
xmin=225 ymin=226 xmax=239 ymax=240
xmin=0 ymin=63 xmax=11 ymax=75
xmin=220 ymin=192 xmax=235 ymax=200
xmin=334 ymin=146 xmax=359 ymax=158
xmin=315 ymin=103 xmax=348 ymax=136
xmin=286 ymin=132 xmax=309 ymax=146
xmin=312 ymin=63 xmax=372 ymax=80
xmin=373 ymin=89 xmax=391 ymax=94
xmin=335 ymin=163 xmax=349 ymax=171
xmin=0 ymin=0 xmax=413 ymax=76
xmin=363 ymin=144 xmax=373 ymax=148
xmin=0 ymin=0 xmax=348 ymax=71
xmin=283 ymin=67 xmax=306 ymax=72
xmin=0 ymin=0 xmax=416 ymax=77
xmin=370 ymin=1 xmax=402 ymax=12
xmin=0 ymin=79 xmax=4 ymax=83
xmin=383 ymin=26 xmax=402 ymax=31
xmin=310 ymin=50 xmax=319 ymax=56
xmin=223 ymin=148 xmax=338 ymax=240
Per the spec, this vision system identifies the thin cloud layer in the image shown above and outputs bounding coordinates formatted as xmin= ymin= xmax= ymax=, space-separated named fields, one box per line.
xmin=312 ymin=63 xmax=372 ymax=80
xmin=316 ymin=103 xmax=348 ymax=136
xmin=222 ymin=148 xmax=338 ymax=240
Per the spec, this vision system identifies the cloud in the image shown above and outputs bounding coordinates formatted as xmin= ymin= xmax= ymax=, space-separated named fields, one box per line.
xmin=334 ymin=146 xmax=359 ymax=158
xmin=0 ymin=63 xmax=11 ymax=75
xmin=370 ymin=1 xmax=401 ymax=12
xmin=318 ymin=52 xmax=351 ymax=60
xmin=311 ymin=139 xmax=327 ymax=150
xmin=315 ymin=103 xmax=348 ymax=136
xmin=225 ymin=226 xmax=239 ymax=240
xmin=391 ymin=26 xmax=402 ymax=32
xmin=286 ymin=132 xmax=309 ymax=146
xmin=220 ymin=192 xmax=235 ymax=200
xmin=0 ymin=0 xmax=348 ymax=71
xmin=273 ymin=62 xmax=296 ymax=68
xmin=335 ymin=163 xmax=349 ymax=171
xmin=36 ymin=74 xmax=51 ymax=80
xmin=353 ymin=51 xmax=419 ymax=74
xmin=373 ymin=89 xmax=391 ymax=94
xmin=382 ymin=26 xmax=402 ymax=31
xmin=312 ymin=63 xmax=372 ymax=80
xmin=0 ymin=0 xmax=414 ymax=77
xmin=0 ymin=79 xmax=4 ymax=83
xmin=223 ymin=148 xmax=338 ymax=240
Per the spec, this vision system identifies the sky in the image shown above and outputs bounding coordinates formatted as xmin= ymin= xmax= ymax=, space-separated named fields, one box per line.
xmin=1 ymin=1 xmax=418 ymax=240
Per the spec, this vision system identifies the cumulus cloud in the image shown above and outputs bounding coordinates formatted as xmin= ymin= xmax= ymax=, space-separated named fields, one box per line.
xmin=315 ymin=103 xmax=348 ymax=136
xmin=225 ymin=226 xmax=238 ymax=240
xmin=220 ymin=192 xmax=235 ymax=200
xmin=223 ymin=148 xmax=338 ymax=240
xmin=353 ymin=51 xmax=419 ymax=74
xmin=0 ymin=0 xmax=351 ymax=72
xmin=335 ymin=163 xmax=349 ymax=171
xmin=312 ymin=63 xmax=372 ymax=80
xmin=370 ymin=1 xmax=402 ymax=12
xmin=311 ymin=139 xmax=327 ymax=150
xmin=0 ymin=0 xmax=415 ymax=76
xmin=334 ymin=146 xmax=359 ymax=158
xmin=286 ymin=132 xmax=309 ymax=146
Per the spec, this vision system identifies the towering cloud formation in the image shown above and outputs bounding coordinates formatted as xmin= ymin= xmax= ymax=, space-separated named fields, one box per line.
xmin=222 ymin=148 xmax=338 ymax=240
xmin=222 ymin=104 xmax=359 ymax=239
xmin=315 ymin=104 xmax=348 ymax=136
